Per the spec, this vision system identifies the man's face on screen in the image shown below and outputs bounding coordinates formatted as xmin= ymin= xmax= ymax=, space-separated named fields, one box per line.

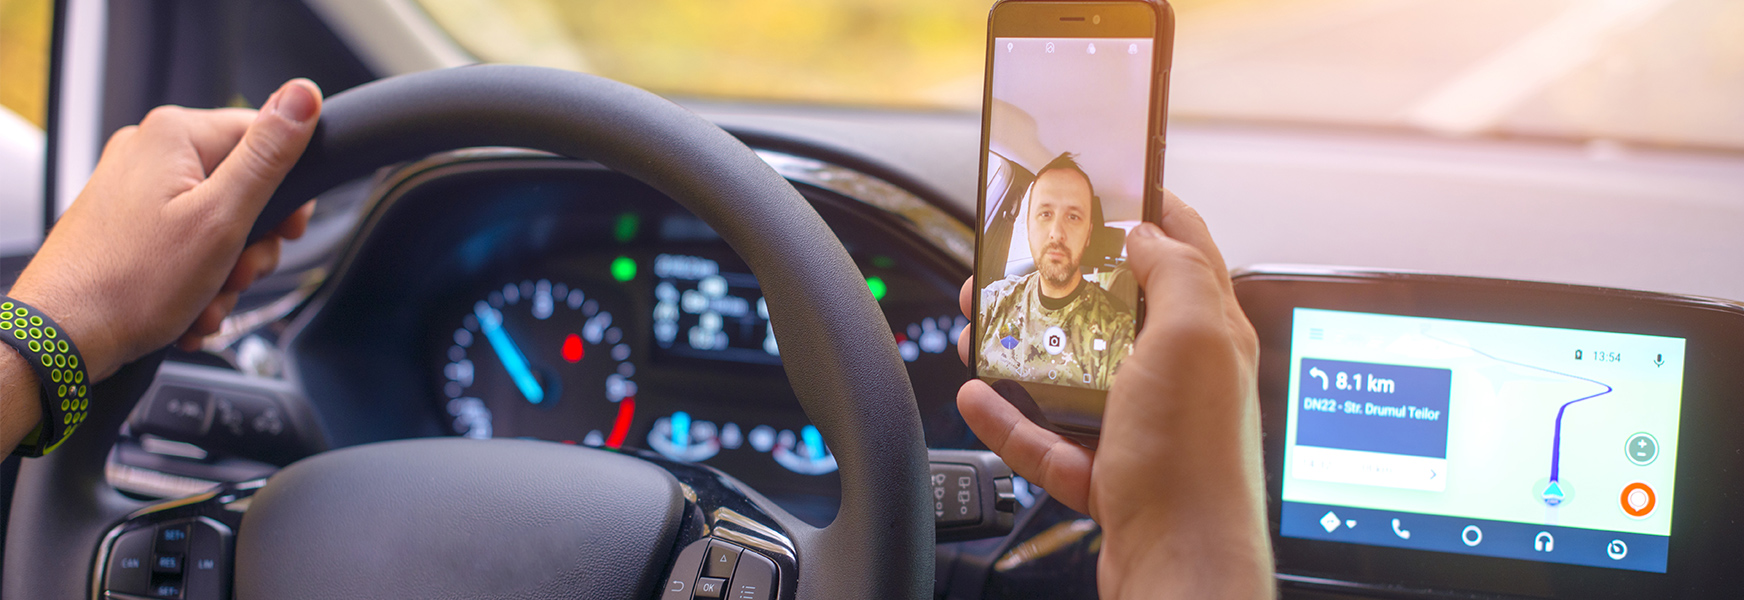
xmin=1026 ymin=168 xmax=1094 ymax=296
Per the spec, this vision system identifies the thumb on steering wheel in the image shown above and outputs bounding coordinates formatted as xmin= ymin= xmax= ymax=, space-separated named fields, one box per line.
xmin=199 ymin=79 xmax=324 ymax=226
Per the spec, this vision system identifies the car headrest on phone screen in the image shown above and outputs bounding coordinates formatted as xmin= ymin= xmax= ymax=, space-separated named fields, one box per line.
xmin=1086 ymin=224 xmax=1126 ymax=270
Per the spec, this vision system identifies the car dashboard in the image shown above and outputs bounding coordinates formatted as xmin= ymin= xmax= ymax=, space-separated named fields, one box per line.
xmin=82 ymin=100 xmax=1744 ymax=599
xmin=281 ymin=148 xmax=979 ymax=527
xmin=100 ymin=141 xmax=1090 ymax=597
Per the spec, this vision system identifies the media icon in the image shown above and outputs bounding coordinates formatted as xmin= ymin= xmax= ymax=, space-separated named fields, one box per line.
xmin=1607 ymin=539 xmax=1629 ymax=560
xmin=1042 ymin=326 xmax=1067 ymax=356
xmin=1460 ymin=525 xmax=1482 ymax=547
xmin=1534 ymin=531 xmax=1554 ymax=552
xmin=1092 ymin=338 xmax=1107 ymax=352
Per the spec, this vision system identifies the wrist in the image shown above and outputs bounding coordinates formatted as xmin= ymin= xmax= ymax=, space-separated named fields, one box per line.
xmin=0 ymin=342 xmax=44 ymax=451
xmin=1099 ymin=516 xmax=1275 ymax=600
xmin=6 ymin=284 xmax=121 ymax=381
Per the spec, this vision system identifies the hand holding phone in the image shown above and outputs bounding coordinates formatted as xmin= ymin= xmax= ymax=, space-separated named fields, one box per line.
xmin=972 ymin=0 xmax=1175 ymax=441
xmin=956 ymin=196 xmax=1273 ymax=598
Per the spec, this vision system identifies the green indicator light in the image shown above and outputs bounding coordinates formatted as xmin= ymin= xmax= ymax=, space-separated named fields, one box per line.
xmin=611 ymin=256 xmax=637 ymax=282
xmin=871 ymin=255 xmax=896 ymax=269
xmin=866 ymin=276 xmax=888 ymax=301
xmin=613 ymin=212 xmax=640 ymax=243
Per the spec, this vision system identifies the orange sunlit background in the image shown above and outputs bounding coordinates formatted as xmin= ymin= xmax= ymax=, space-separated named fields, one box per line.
xmin=418 ymin=0 xmax=1744 ymax=151
xmin=4 ymin=0 xmax=1744 ymax=149
xmin=0 ymin=0 xmax=50 ymax=129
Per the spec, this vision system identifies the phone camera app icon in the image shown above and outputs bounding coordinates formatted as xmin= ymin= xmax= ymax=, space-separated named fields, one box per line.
xmin=1043 ymin=326 xmax=1067 ymax=356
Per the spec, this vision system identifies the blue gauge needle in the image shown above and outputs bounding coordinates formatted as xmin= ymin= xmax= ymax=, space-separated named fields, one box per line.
xmin=672 ymin=411 xmax=691 ymax=450
xmin=801 ymin=425 xmax=825 ymax=460
xmin=474 ymin=302 xmax=545 ymax=405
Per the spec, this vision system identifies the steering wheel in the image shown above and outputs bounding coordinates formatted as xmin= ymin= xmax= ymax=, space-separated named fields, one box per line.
xmin=3 ymin=65 xmax=933 ymax=599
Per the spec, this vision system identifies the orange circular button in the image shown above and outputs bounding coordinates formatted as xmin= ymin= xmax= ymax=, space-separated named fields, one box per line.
xmin=1620 ymin=482 xmax=1656 ymax=518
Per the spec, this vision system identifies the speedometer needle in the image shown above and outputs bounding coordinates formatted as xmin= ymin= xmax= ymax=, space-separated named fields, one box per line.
xmin=475 ymin=302 xmax=545 ymax=405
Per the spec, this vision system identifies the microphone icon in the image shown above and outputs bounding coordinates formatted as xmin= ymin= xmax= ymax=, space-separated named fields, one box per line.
xmin=1654 ymin=353 xmax=1664 ymax=367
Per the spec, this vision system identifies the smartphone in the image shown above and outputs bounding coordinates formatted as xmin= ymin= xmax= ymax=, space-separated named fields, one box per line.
xmin=971 ymin=0 xmax=1174 ymax=442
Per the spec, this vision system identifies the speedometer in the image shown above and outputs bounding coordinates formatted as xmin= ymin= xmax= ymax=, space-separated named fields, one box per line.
xmin=438 ymin=279 xmax=640 ymax=447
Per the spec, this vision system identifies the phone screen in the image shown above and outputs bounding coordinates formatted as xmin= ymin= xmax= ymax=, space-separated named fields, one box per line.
xmin=975 ymin=35 xmax=1154 ymax=392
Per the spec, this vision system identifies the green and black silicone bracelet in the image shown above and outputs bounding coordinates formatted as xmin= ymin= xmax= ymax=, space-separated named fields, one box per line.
xmin=1 ymin=296 xmax=90 ymax=457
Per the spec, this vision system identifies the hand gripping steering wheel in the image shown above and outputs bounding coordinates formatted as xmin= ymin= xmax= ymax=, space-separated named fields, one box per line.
xmin=3 ymin=65 xmax=933 ymax=600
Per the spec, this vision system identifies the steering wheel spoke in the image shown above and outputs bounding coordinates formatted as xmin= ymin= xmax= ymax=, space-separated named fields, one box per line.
xmin=92 ymin=480 xmax=256 ymax=600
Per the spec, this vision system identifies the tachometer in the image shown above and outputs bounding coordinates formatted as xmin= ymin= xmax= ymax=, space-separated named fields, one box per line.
xmin=438 ymin=279 xmax=639 ymax=446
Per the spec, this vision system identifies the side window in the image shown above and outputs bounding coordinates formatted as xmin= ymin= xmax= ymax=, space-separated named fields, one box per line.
xmin=0 ymin=0 xmax=51 ymax=257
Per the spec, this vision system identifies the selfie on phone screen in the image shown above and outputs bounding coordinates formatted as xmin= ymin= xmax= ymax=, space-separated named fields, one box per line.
xmin=975 ymin=35 xmax=1154 ymax=392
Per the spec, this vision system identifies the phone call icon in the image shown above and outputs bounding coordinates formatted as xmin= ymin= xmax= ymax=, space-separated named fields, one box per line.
xmin=1391 ymin=518 xmax=1410 ymax=539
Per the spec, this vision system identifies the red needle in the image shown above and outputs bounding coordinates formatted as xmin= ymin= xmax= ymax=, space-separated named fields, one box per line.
xmin=605 ymin=397 xmax=635 ymax=449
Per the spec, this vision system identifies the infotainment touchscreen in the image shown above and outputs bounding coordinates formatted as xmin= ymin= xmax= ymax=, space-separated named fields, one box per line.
xmin=1279 ymin=308 xmax=1686 ymax=573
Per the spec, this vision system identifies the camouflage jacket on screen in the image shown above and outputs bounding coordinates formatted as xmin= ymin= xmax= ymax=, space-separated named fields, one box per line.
xmin=977 ymin=272 xmax=1135 ymax=389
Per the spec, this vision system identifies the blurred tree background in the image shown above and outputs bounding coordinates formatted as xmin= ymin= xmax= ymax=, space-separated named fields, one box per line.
xmin=0 ymin=0 xmax=50 ymax=128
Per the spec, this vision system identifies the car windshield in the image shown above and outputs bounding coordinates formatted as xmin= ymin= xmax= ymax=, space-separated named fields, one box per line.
xmin=416 ymin=0 xmax=1744 ymax=152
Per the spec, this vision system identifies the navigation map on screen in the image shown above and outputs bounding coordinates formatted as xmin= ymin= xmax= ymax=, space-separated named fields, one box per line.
xmin=1280 ymin=308 xmax=1686 ymax=573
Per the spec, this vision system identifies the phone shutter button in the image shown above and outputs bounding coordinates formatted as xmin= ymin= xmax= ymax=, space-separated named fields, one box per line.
xmin=1153 ymin=137 xmax=1167 ymax=190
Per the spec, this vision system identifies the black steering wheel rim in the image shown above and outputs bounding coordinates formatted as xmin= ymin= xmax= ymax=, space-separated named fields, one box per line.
xmin=3 ymin=64 xmax=933 ymax=600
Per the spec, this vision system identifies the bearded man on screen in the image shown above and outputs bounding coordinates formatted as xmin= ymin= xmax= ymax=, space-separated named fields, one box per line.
xmin=978 ymin=152 xmax=1135 ymax=389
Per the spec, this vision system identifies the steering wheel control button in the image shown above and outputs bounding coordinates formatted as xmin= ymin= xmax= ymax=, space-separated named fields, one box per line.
xmin=156 ymin=524 xmax=191 ymax=554
xmin=153 ymin=554 xmax=182 ymax=573
xmin=141 ymin=386 xmax=213 ymax=437
xmin=1626 ymin=432 xmax=1659 ymax=466
xmin=660 ymin=539 xmax=710 ymax=600
xmin=104 ymin=528 xmax=155 ymax=595
xmin=150 ymin=576 xmax=184 ymax=598
xmin=728 ymin=550 xmax=777 ymax=600
xmin=704 ymin=541 xmax=742 ymax=578
xmin=182 ymin=520 xmax=228 ymax=600
xmin=1621 ymin=482 xmax=1657 ymax=518
xmin=693 ymin=577 xmax=728 ymax=598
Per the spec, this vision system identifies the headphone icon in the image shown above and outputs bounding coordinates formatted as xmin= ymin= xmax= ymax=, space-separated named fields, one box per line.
xmin=1535 ymin=531 xmax=1555 ymax=552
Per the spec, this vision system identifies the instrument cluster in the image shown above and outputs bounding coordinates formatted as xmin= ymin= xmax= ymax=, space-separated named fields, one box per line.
xmin=415 ymin=167 xmax=976 ymax=523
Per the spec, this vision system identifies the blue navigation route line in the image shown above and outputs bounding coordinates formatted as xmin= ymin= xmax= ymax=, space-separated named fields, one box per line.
xmin=1425 ymin=332 xmax=1613 ymax=505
